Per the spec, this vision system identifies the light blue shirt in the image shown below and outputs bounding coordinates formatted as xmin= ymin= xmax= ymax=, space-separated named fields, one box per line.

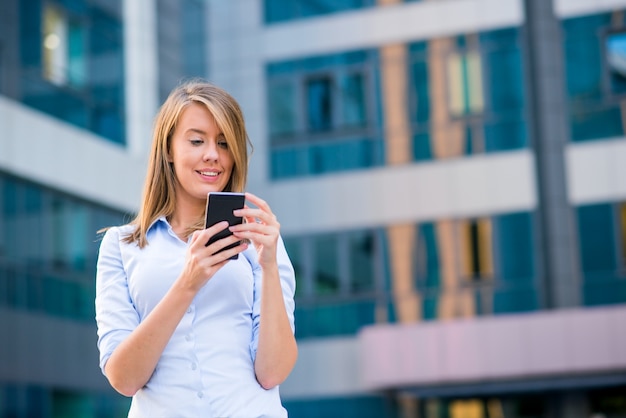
xmin=95 ymin=217 xmax=296 ymax=418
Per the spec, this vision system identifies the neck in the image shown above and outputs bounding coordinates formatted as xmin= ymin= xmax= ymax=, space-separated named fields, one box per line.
xmin=169 ymin=200 xmax=205 ymax=237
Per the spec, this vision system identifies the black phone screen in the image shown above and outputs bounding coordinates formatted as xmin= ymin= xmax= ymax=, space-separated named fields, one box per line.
xmin=204 ymin=192 xmax=245 ymax=259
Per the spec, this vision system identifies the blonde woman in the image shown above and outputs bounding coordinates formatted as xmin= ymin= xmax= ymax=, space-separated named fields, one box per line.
xmin=95 ymin=80 xmax=297 ymax=417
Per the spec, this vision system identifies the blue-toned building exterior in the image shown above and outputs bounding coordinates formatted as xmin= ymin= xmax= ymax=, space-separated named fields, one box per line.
xmin=1 ymin=0 xmax=626 ymax=417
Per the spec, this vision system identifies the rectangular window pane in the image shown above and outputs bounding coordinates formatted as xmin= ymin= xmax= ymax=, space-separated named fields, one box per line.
xmin=606 ymin=31 xmax=626 ymax=95
xmin=340 ymin=73 xmax=366 ymax=128
xmin=268 ymin=82 xmax=297 ymax=138
xmin=313 ymin=233 xmax=339 ymax=295
xmin=43 ymin=5 xmax=68 ymax=85
xmin=307 ymin=77 xmax=333 ymax=132
xmin=459 ymin=218 xmax=493 ymax=279
xmin=348 ymin=230 xmax=375 ymax=293
xmin=68 ymin=20 xmax=86 ymax=87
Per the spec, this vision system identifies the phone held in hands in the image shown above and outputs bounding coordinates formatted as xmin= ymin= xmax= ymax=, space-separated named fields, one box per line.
xmin=204 ymin=192 xmax=245 ymax=260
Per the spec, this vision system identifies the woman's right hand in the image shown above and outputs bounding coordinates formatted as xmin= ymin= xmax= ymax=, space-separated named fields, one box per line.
xmin=178 ymin=221 xmax=248 ymax=293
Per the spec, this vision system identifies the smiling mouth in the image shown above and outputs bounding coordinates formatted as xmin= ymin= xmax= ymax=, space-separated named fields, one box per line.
xmin=198 ymin=171 xmax=219 ymax=177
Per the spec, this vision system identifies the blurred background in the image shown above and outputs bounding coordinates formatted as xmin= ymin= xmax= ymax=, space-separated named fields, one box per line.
xmin=1 ymin=0 xmax=625 ymax=417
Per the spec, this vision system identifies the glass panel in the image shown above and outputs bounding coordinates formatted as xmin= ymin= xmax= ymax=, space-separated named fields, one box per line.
xmin=340 ymin=73 xmax=366 ymax=128
xmin=348 ymin=230 xmax=375 ymax=293
xmin=43 ymin=5 xmax=69 ymax=85
xmin=606 ymin=31 xmax=626 ymax=95
xmin=410 ymin=58 xmax=431 ymax=124
xmin=313 ymin=233 xmax=339 ymax=295
xmin=283 ymin=237 xmax=303 ymax=297
xmin=307 ymin=77 xmax=333 ymax=132
xmin=459 ymin=218 xmax=493 ymax=280
xmin=295 ymin=300 xmax=376 ymax=338
xmin=495 ymin=212 xmax=534 ymax=281
xmin=264 ymin=0 xmax=297 ymax=23
xmin=563 ymin=14 xmax=608 ymax=98
xmin=268 ymin=81 xmax=297 ymax=138
xmin=415 ymin=223 xmax=440 ymax=288
xmin=484 ymin=116 xmax=527 ymax=152
xmin=570 ymin=106 xmax=623 ymax=142
xmin=68 ymin=19 xmax=86 ymax=87
xmin=181 ymin=0 xmax=207 ymax=77
xmin=578 ymin=204 xmax=616 ymax=273
xmin=309 ymin=137 xmax=384 ymax=175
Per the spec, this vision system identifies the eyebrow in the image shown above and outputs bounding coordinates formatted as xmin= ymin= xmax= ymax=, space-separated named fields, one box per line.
xmin=186 ymin=128 xmax=207 ymax=135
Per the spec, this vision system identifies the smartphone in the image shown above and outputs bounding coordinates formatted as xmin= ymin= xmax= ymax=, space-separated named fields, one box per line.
xmin=204 ymin=192 xmax=245 ymax=260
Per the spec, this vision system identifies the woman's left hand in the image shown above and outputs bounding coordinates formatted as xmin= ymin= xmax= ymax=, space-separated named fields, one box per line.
xmin=230 ymin=192 xmax=280 ymax=267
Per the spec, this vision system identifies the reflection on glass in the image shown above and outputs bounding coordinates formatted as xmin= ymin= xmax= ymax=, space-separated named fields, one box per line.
xmin=307 ymin=77 xmax=333 ymax=132
xmin=43 ymin=5 xmax=68 ymax=85
xmin=283 ymin=237 xmax=302 ymax=297
xmin=313 ymin=233 xmax=339 ymax=295
xmin=269 ymin=82 xmax=297 ymax=138
xmin=446 ymin=51 xmax=484 ymax=117
xmin=606 ymin=31 xmax=626 ymax=95
xmin=340 ymin=73 xmax=366 ymax=128
xmin=348 ymin=230 xmax=375 ymax=293
xmin=460 ymin=218 xmax=493 ymax=280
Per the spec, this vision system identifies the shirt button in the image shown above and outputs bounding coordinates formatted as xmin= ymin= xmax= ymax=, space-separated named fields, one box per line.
xmin=191 ymin=362 xmax=197 ymax=371
xmin=187 ymin=307 xmax=192 ymax=314
xmin=197 ymin=391 xmax=203 ymax=399
xmin=185 ymin=334 xmax=191 ymax=341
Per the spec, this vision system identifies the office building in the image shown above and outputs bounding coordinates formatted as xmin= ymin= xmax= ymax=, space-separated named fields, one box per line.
xmin=1 ymin=0 xmax=625 ymax=417
xmin=0 ymin=0 xmax=206 ymax=415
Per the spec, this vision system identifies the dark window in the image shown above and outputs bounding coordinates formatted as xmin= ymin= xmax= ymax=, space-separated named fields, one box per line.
xmin=267 ymin=50 xmax=383 ymax=179
xmin=563 ymin=12 xmax=626 ymax=142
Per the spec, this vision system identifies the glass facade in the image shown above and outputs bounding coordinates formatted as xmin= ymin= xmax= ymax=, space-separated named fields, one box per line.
xmin=285 ymin=211 xmax=537 ymax=340
xmin=409 ymin=27 xmax=527 ymax=160
xmin=0 ymin=383 xmax=130 ymax=418
xmin=563 ymin=10 xmax=626 ymax=142
xmin=19 ymin=0 xmax=126 ymax=145
xmin=284 ymin=387 xmax=626 ymax=418
xmin=0 ymin=172 xmax=128 ymax=321
xmin=267 ymin=50 xmax=384 ymax=179
xmin=0 ymin=173 xmax=129 ymax=416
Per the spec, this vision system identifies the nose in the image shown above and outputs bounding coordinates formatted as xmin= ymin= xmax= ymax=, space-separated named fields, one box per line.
xmin=203 ymin=140 xmax=219 ymax=162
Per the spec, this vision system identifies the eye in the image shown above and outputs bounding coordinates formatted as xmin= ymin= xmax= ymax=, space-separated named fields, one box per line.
xmin=217 ymin=137 xmax=228 ymax=149
xmin=189 ymin=138 xmax=204 ymax=146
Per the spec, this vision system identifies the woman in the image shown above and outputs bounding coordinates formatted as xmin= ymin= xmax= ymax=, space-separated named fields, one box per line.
xmin=95 ymin=80 xmax=297 ymax=417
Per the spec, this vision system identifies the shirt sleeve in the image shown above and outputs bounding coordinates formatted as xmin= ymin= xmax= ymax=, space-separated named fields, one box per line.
xmin=95 ymin=227 xmax=140 ymax=376
xmin=248 ymin=236 xmax=296 ymax=361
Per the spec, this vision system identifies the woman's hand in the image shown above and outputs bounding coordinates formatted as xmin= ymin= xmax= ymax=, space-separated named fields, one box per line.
xmin=178 ymin=221 xmax=249 ymax=292
xmin=230 ymin=192 xmax=280 ymax=268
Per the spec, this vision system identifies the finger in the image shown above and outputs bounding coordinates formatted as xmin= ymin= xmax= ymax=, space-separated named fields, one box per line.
xmin=205 ymin=233 xmax=243 ymax=255
xmin=245 ymin=193 xmax=272 ymax=213
xmin=210 ymin=239 xmax=249 ymax=262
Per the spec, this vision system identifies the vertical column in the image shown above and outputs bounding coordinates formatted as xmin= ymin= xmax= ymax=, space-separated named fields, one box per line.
xmin=378 ymin=0 xmax=420 ymax=326
xmin=124 ymin=0 xmax=159 ymax=156
xmin=524 ymin=0 xmax=581 ymax=308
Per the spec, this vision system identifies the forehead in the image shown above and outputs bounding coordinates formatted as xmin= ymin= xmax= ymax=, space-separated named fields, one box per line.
xmin=176 ymin=102 xmax=221 ymax=133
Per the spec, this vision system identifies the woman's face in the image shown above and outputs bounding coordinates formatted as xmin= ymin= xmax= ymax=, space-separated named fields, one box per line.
xmin=168 ymin=102 xmax=234 ymax=210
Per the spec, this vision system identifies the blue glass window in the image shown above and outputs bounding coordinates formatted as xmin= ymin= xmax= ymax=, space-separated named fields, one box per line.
xmin=307 ymin=77 xmax=333 ymax=132
xmin=492 ymin=212 xmax=537 ymax=313
xmin=267 ymin=50 xmax=383 ymax=179
xmin=408 ymin=27 xmax=527 ymax=160
xmin=19 ymin=1 xmax=126 ymax=145
xmin=563 ymin=13 xmax=626 ymax=142
xmin=264 ymin=0 xmax=374 ymax=24
xmin=577 ymin=203 xmax=626 ymax=305
xmin=0 ymin=173 xmax=127 ymax=320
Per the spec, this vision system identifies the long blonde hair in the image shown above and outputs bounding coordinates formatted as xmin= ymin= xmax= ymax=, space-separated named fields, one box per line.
xmin=124 ymin=80 xmax=251 ymax=247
